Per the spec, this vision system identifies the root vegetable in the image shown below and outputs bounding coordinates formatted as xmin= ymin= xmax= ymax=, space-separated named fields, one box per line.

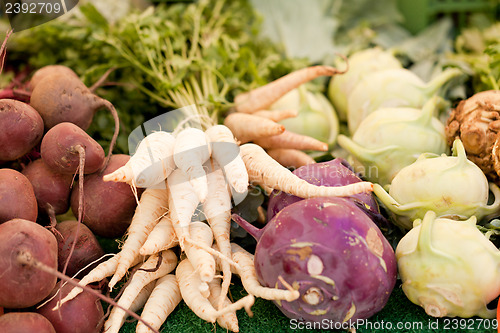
xmin=55 ymin=220 xmax=105 ymax=277
xmin=0 ymin=312 xmax=56 ymax=333
xmin=266 ymin=148 xmax=315 ymax=168
xmin=234 ymin=65 xmax=346 ymax=114
xmin=232 ymin=197 xmax=397 ymax=324
xmin=139 ymin=212 xmax=178 ymax=256
xmin=29 ymin=65 xmax=78 ymax=90
xmin=253 ymin=130 xmax=328 ymax=151
xmin=0 ymin=219 xmax=57 ymax=308
xmin=175 ymin=259 xmax=255 ymax=324
xmin=184 ymin=221 xmax=216 ymax=283
xmin=0 ymin=168 xmax=38 ymax=223
xmin=253 ymin=109 xmax=298 ymax=122
xmin=108 ymin=188 xmax=169 ymax=290
xmin=104 ymin=250 xmax=178 ymax=333
xmin=136 ymin=275 xmax=182 ymax=333
xmin=223 ymin=112 xmax=285 ymax=144
xmin=205 ymin=125 xmax=249 ymax=193
xmin=29 ymin=72 xmax=120 ymax=167
xmin=0 ymin=99 xmax=44 ymax=161
xmin=36 ymin=281 xmax=104 ymax=333
xmin=22 ymin=159 xmax=73 ymax=216
xmin=103 ymin=131 xmax=176 ymax=188
xmin=267 ymin=158 xmax=381 ymax=222
xmin=173 ymin=127 xmax=211 ymax=203
xmin=70 ymin=154 xmax=140 ymax=238
xmin=207 ymin=278 xmax=239 ymax=332
xmin=445 ymin=90 xmax=500 ymax=182
xmin=240 ymin=143 xmax=373 ymax=197
xmin=40 ymin=122 xmax=105 ymax=175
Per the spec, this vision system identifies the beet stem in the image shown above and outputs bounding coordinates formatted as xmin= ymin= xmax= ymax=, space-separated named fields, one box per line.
xmin=88 ymin=67 xmax=117 ymax=93
xmin=16 ymin=250 xmax=160 ymax=333
xmin=99 ymin=99 xmax=120 ymax=172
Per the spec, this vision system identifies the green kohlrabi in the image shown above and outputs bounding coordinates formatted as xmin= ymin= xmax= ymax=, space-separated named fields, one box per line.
xmin=327 ymin=47 xmax=402 ymax=121
xmin=337 ymin=96 xmax=447 ymax=187
xmin=396 ymin=210 xmax=500 ymax=318
xmin=374 ymin=139 xmax=500 ymax=230
xmin=347 ymin=67 xmax=463 ymax=134
xmin=270 ymin=86 xmax=339 ymax=148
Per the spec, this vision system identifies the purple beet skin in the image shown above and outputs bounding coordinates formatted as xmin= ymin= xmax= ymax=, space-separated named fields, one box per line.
xmin=267 ymin=158 xmax=381 ymax=223
xmin=233 ymin=196 xmax=397 ymax=324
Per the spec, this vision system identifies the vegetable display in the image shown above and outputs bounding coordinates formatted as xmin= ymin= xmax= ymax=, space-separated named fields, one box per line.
xmin=0 ymin=1 xmax=500 ymax=333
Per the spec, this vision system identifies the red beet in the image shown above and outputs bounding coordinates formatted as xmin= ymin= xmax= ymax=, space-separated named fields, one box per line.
xmin=0 ymin=168 xmax=38 ymax=223
xmin=40 ymin=122 xmax=105 ymax=175
xmin=0 ymin=312 xmax=56 ymax=333
xmin=36 ymin=281 xmax=104 ymax=333
xmin=0 ymin=99 xmax=44 ymax=161
xmin=22 ymin=159 xmax=73 ymax=215
xmin=55 ymin=220 xmax=105 ymax=277
xmin=0 ymin=219 xmax=58 ymax=308
xmin=71 ymin=154 xmax=141 ymax=238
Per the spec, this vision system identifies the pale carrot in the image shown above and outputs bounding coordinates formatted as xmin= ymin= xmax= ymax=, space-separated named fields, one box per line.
xmin=202 ymin=163 xmax=233 ymax=310
xmin=173 ymin=127 xmax=211 ymax=203
xmin=253 ymin=109 xmax=298 ymax=122
xmin=111 ymin=281 xmax=156 ymax=331
xmin=136 ymin=274 xmax=182 ymax=333
xmin=204 ymin=125 xmax=249 ymax=193
xmin=108 ymin=188 xmax=170 ymax=290
xmin=207 ymin=278 xmax=239 ymax=332
xmin=266 ymin=148 xmax=316 ymax=168
xmin=139 ymin=212 xmax=179 ymax=256
xmin=184 ymin=221 xmax=216 ymax=284
xmin=103 ymin=131 xmax=176 ymax=188
xmin=234 ymin=65 xmax=346 ymax=113
xmin=240 ymin=143 xmax=373 ymax=197
xmin=223 ymin=112 xmax=285 ymax=144
xmin=167 ymin=168 xmax=200 ymax=250
xmin=104 ymin=250 xmax=178 ymax=333
xmin=175 ymin=259 xmax=254 ymax=324
xmin=230 ymin=243 xmax=300 ymax=302
xmin=253 ymin=130 xmax=328 ymax=151
xmin=56 ymin=253 xmax=143 ymax=306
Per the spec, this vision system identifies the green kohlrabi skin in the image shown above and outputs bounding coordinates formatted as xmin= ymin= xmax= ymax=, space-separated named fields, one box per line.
xmin=327 ymin=47 xmax=402 ymax=121
xmin=337 ymin=97 xmax=447 ymax=187
xmin=396 ymin=211 xmax=500 ymax=318
xmin=373 ymin=139 xmax=500 ymax=230
xmin=270 ymin=86 xmax=339 ymax=147
xmin=346 ymin=67 xmax=462 ymax=134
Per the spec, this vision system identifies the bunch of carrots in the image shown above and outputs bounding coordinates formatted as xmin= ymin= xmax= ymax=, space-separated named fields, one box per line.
xmin=54 ymin=65 xmax=372 ymax=333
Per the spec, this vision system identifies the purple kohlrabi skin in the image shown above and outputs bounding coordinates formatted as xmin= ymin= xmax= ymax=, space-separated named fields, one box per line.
xmin=255 ymin=197 xmax=397 ymax=324
xmin=267 ymin=158 xmax=382 ymax=225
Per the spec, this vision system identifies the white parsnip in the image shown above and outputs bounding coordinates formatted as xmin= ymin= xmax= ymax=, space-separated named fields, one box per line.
xmin=104 ymin=250 xmax=178 ymax=333
xmin=253 ymin=109 xmax=298 ymax=122
xmin=167 ymin=168 xmax=200 ymax=250
xmin=136 ymin=275 xmax=182 ymax=333
xmin=103 ymin=131 xmax=176 ymax=188
xmin=114 ymin=281 xmax=156 ymax=331
xmin=205 ymin=125 xmax=249 ymax=193
xmin=109 ymin=188 xmax=170 ymax=290
xmin=223 ymin=112 xmax=285 ymax=144
xmin=240 ymin=143 xmax=373 ymax=197
xmin=207 ymin=278 xmax=239 ymax=332
xmin=175 ymin=259 xmax=254 ymax=324
xmin=202 ymin=163 xmax=233 ymax=309
xmin=253 ymin=130 xmax=328 ymax=151
xmin=230 ymin=243 xmax=300 ymax=302
xmin=266 ymin=148 xmax=315 ymax=168
xmin=173 ymin=127 xmax=211 ymax=203
xmin=234 ymin=65 xmax=346 ymax=114
xmin=57 ymin=253 xmax=143 ymax=306
xmin=140 ymin=212 xmax=178 ymax=256
xmin=184 ymin=221 xmax=216 ymax=283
